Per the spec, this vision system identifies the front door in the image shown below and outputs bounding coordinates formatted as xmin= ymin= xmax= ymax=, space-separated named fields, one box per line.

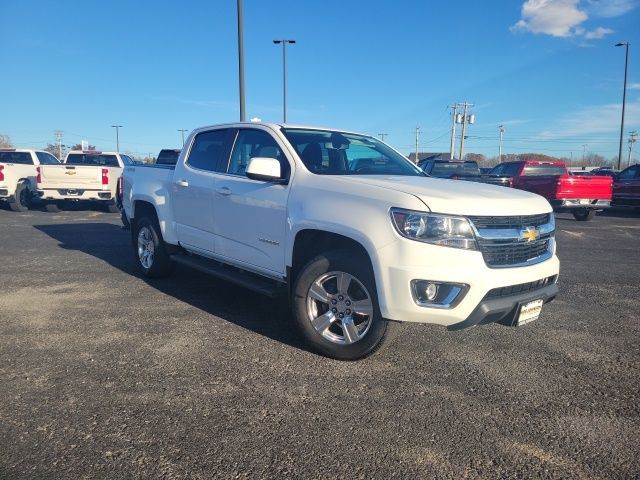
xmin=212 ymin=128 xmax=291 ymax=276
xmin=172 ymin=129 xmax=232 ymax=254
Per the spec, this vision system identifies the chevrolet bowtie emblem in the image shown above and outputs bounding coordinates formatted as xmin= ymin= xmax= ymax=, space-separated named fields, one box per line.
xmin=65 ymin=170 xmax=76 ymax=175
xmin=521 ymin=226 xmax=540 ymax=242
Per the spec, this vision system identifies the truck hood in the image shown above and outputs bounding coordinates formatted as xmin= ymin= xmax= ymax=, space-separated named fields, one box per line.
xmin=336 ymin=175 xmax=552 ymax=216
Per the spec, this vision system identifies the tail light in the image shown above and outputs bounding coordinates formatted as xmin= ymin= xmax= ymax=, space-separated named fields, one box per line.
xmin=508 ymin=178 xmax=514 ymax=187
xmin=451 ymin=175 xmax=459 ymax=180
xmin=0 ymin=165 xmax=4 ymax=182
xmin=36 ymin=167 xmax=41 ymax=184
xmin=118 ymin=176 xmax=123 ymax=196
xmin=101 ymin=168 xmax=109 ymax=185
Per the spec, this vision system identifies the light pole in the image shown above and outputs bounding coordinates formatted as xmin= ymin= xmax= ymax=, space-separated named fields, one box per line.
xmin=582 ymin=144 xmax=587 ymax=165
xmin=378 ymin=133 xmax=388 ymax=142
xmin=498 ymin=125 xmax=505 ymax=163
xmin=178 ymin=129 xmax=188 ymax=147
xmin=237 ymin=0 xmax=246 ymax=121
xmin=615 ymin=42 xmax=630 ymax=170
xmin=273 ymin=39 xmax=296 ymax=123
xmin=111 ymin=125 xmax=122 ymax=152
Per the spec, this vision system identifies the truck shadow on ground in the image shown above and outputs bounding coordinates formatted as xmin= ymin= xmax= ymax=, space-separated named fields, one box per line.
xmin=34 ymin=222 xmax=312 ymax=354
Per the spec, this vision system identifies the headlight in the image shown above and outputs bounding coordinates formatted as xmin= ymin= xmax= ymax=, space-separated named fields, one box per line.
xmin=390 ymin=208 xmax=477 ymax=250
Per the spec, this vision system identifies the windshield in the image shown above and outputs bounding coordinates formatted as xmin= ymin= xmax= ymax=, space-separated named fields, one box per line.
xmin=66 ymin=153 xmax=119 ymax=167
xmin=281 ymin=128 xmax=424 ymax=176
xmin=430 ymin=162 xmax=480 ymax=177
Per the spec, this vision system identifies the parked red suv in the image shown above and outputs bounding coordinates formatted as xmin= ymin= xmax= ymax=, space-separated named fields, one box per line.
xmin=482 ymin=160 xmax=613 ymax=221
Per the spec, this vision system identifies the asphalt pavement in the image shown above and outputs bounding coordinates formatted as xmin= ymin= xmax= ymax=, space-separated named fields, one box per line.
xmin=1 ymin=205 xmax=638 ymax=479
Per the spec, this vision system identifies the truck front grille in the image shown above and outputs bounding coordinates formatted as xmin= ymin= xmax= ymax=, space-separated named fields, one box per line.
xmin=484 ymin=275 xmax=557 ymax=299
xmin=469 ymin=214 xmax=554 ymax=268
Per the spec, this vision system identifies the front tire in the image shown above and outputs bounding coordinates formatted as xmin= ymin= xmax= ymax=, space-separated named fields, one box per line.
xmin=133 ymin=216 xmax=174 ymax=278
xmin=572 ymin=208 xmax=596 ymax=221
xmin=105 ymin=201 xmax=119 ymax=213
xmin=8 ymin=182 xmax=29 ymax=212
xmin=292 ymin=250 xmax=387 ymax=360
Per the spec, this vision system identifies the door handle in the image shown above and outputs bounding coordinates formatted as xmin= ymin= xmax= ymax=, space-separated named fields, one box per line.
xmin=176 ymin=180 xmax=189 ymax=187
xmin=216 ymin=186 xmax=232 ymax=196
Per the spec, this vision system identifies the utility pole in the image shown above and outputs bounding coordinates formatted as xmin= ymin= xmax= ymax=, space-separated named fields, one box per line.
xmin=237 ymin=0 xmax=246 ymax=121
xmin=458 ymin=102 xmax=474 ymax=160
xmin=449 ymin=104 xmax=458 ymax=160
xmin=273 ymin=39 xmax=296 ymax=123
xmin=178 ymin=129 xmax=188 ymax=147
xmin=498 ymin=125 xmax=505 ymax=163
xmin=582 ymin=144 xmax=587 ymax=166
xmin=628 ymin=130 xmax=638 ymax=168
xmin=111 ymin=125 xmax=122 ymax=152
xmin=615 ymin=42 xmax=630 ymax=170
xmin=54 ymin=130 xmax=63 ymax=160
xmin=378 ymin=133 xmax=388 ymax=142
xmin=414 ymin=126 xmax=420 ymax=164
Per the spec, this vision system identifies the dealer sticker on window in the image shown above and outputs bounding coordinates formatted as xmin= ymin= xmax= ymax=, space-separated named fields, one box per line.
xmin=517 ymin=299 xmax=544 ymax=326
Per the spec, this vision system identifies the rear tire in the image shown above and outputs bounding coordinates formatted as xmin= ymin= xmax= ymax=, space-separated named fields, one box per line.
xmin=44 ymin=202 xmax=61 ymax=213
xmin=292 ymin=249 xmax=387 ymax=360
xmin=572 ymin=208 xmax=596 ymax=221
xmin=8 ymin=182 xmax=29 ymax=212
xmin=133 ymin=215 xmax=174 ymax=278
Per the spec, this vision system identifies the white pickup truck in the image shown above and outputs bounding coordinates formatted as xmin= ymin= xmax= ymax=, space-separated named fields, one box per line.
xmin=123 ymin=123 xmax=560 ymax=360
xmin=37 ymin=150 xmax=136 ymax=212
xmin=0 ymin=148 xmax=60 ymax=211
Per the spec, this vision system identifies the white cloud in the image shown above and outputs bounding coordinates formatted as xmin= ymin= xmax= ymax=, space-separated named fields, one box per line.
xmin=511 ymin=0 xmax=588 ymax=37
xmin=583 ymin=26 xmax=614 ymax=38
xmin=586 ymin=0 xmax=638 ymax=17
xmin=629 ymin=83 xmax=640 ymax=90
xmin=536 ymin=101 xmax=640 ymax=139
xmin=511 ymin=0 xmax=623 ymax=40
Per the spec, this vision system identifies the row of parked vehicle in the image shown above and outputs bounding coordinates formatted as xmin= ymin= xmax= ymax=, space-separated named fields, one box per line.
xmin=0 ymin=148 xmax=180 ymax=213
xmin=417 ymin=157 xmax=640 ymax=221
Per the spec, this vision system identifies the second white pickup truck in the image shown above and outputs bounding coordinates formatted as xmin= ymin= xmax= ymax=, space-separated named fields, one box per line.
xmin=0 ymin=148 xmax=60 ymax=211
xmin=37 ymin=150 xmax=136 ymax=212
xmin=123 ymin=122 xmax=560 ymax=360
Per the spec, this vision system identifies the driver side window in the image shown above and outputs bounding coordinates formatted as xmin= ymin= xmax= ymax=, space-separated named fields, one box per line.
xmin=618 ymin=167 xmax=637 ymax=180
xmin=227 ymin=129 xmax=288 ymax=178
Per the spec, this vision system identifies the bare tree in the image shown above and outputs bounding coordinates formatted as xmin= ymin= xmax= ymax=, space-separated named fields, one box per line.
xmin=0 ymin=134 xmax=14 ymax=148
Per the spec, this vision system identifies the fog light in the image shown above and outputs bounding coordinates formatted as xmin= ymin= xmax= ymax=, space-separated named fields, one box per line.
xmin=411 ymin=280 xmax=469 ymax=309
xmin=424 ymin=283 xmax=438 ymax=301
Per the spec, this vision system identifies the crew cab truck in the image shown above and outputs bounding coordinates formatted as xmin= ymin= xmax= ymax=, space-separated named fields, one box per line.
xmin=0 ymin=148 xmax=60 ymax=211
xmin=612 ymin=164 xmax=640 ymax=208
xmin=482 ymin=160 xmax=613 ymax=221
xmin=37 ymin=150 xmax=136 ymax=212
xmin=123 ymin=123 xmax=560 ymax=360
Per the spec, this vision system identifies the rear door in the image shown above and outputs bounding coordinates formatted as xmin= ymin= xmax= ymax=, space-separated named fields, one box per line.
xmin=171 ymin=128 xmax=233 ymax=254
xmin=614 ymin=166 xmax=640 ymax=203
xmin=211 ymin=127 xmax=292 ymax=276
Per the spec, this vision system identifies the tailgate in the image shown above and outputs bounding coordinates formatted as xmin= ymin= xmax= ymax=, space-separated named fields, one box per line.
xmin=39 ymin=165 xmax=103 ymax=189
xmin=556 ymin=176 xmax=613 ymax=199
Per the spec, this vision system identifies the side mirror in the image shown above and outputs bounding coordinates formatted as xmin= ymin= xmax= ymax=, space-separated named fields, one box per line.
xmin=246 ymin=157 xmax=286 ymax=183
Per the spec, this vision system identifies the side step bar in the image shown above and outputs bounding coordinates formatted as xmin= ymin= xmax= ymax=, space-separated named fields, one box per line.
xmin=170 ymin=253 xmax=285 ymax=298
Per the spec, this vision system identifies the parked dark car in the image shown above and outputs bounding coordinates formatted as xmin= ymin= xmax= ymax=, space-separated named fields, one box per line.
xmin=612 ymin=164 xmax=640 ymax=208
xmin=156 ymin=149 xmax=181 ymax=166
xmin=418 ymin=159 xmax=481 ymax=180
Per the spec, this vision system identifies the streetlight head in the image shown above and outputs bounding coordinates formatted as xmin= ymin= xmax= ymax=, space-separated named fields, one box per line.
xmin=615 ymin=42 xmax=627 ymax=47
xmin=288 ymin=40 xmax=296 ymax=44
xmin=273 ymin=40 xmax=281 ymax=44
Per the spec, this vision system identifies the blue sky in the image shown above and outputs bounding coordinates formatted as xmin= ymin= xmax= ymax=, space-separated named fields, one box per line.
xmin=1 ymin=0 xmax=639 ymax=161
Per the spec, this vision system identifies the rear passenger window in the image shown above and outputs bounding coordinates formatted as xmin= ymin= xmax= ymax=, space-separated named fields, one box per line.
xmin=187 ymin=130 xmax=230 ymax=172
xmin=502 ymin=163 xmax=521 ymax=176
xmin=0 ymin=152 xmax=33 ymax=164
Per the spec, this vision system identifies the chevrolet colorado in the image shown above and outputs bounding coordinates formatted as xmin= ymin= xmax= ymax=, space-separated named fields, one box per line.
xmin=0 ymin=148 xmax=60 ymax=211
xmin=482 ymin=160 xmax=613 ymax=221
xmin=123 ymin=123 xmax=560 ymax=360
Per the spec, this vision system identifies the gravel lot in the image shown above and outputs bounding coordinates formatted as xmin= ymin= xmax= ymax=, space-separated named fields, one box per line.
xmin=1 ymin=206 xmax=638 ymax=479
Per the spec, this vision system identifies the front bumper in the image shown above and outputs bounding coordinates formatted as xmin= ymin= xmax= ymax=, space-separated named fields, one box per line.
xmin=373 ymin=237 xmax=560 ymax=328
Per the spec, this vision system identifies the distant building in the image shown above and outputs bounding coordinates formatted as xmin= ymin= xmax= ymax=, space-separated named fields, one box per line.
xmin=407 ymin=152 xmax=450 ymax=163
